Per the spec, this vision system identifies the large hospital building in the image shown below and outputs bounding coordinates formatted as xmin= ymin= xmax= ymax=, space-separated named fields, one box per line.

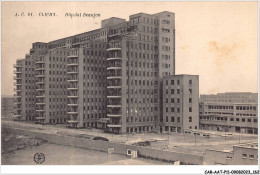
xmin=13 ymin=11 xmax=200 ymax=134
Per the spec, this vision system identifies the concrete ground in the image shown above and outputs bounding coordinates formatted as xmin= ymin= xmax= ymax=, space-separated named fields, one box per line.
xmin=2 ymin=119 xmax=258 ymax=156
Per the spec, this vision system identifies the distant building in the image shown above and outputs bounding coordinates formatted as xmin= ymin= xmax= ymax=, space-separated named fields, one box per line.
xmin=162 ymin=75 xmax=199 ymax=132
xmin=200 ymin=92 xmax=258 ymax=103
xmin=1 ymin=95 xmax=14 ymax=118
xmin=203 ymin=142 xmax=258 ymax=165
xmin=199 ymin=102 xmax=258 ymax=134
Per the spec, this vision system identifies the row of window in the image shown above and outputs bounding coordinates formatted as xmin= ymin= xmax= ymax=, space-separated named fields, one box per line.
xmin=204 ymin=111 xmax=257 ymax=117
xmin=130 ymin=16 xmax=158 ymax=26
xmin=127 ymin=98 xmax=159 ymax=104
xmin=166 ymin=107 xmax=192 ymax=113
xmin=200 ymin=116 xmax=258 ymax=123
xmin=166 ymin=98 xmax=192 ymax=103
xmin=126 ymin=115 xmax=159 ymax=123
xmin=165 ymin=116 xmax=181 ymax=123
xmin=165 ymin=89 xmax=193 ymax=94
xmin=242 ymin=154 xmax=256 ymax=159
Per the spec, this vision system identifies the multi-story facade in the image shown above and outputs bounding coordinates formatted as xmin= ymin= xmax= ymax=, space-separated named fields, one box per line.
xmin=199 ymin=102 xmax=258 ymax=134
xmin=13 ymin=11 xmax=176 ymax=134
xmin=1 ymin=95 xmax=14 ymax=118
xmin=13 ymin=55 xmax=38 ymax=121
xmin=67 ymin=41 xmax=107 ymax=128
xmin=104 ymin=11 xmax=175 ymax=134
xmin=162 ymin=75 xmax=199 ymax=132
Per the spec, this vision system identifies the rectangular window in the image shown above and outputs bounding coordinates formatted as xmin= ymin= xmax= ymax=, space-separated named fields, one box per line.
xmin=189 ymin=98 xmax=192 ymax=103
xmin=189 ymin=116 xmax=192 ymax=122
xmin=189 ymin=107 xmax=192 ymax=112
xmin=242 ymin=154 xmax=247 ymax=159
xmin=171 ymin=80 xmax=174 ymax=85
xmin=171 ymin=117 xmax=174 ymax=122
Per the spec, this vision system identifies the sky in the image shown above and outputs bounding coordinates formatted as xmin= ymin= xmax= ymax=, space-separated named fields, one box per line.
xmin=1 ymin=1 xmax=258 ymax=96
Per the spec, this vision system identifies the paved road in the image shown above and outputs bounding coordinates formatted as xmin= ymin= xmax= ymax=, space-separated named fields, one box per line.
xmin=2 ymin=119 xmax=257 ymax=154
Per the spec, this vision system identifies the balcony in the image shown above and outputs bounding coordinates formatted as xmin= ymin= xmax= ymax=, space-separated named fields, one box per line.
xmin=36 ymin=60 xmax=45 ymax=64
xmin=14 ymin=76 xmax=22 ymax=80
xmin=36 ymin=74 xmax=45 ymax=78
xmin=36 ymin=117 xmax=45 ymax=120
xmin=13 ymin=64 xmax=22 ymax=68
xmin=68 ymin=104 xmax=78 ymax=106
xmin=67 ymin=87 xmax=78 ymax=90
xmin=36 ymin=109 xmax=45 ymax=112
xmin=107 ymin=57 xmax=121 ymax=61
xmin=68 ymin=111 xmax=78 ymax=115
xmin=107 ymin=114 xmax=122 ymax=117
xmin=107 ymin=76 xmax=121 ymax=80
xmin=68 ymin=79 xmax=78 ymax=82
xmin=107 ymin=124 xmax=122 ymax=128
xmin=107 ymin=48 xmax=121 ymax=52
xmin=13 ymin=114 xmax=21 ymax=117
xmin=107 ymin=96 xmax=121 ymax=99
xmin=67 ymin=63 xmax=79 ymax=67
xmin=36 ymin=81 xmax=44 ymax=84
xmin=67 ymin=71 xmax=78 ymax=75
xmin=14 ymin=82 xmax=22 ymax=86
xmin=68 ymin=95 xmax=79 ymax=98
xmin=67 ymin=120 xmax=78 ymax=123
xmin=107 ymin=86 xmax=121 ymax=89
xmin=14 ymin=70 xmax=22 ymax=74
xmin=36 ymin=88 xmax=45 ymax=91
xmin=107 ymin=105 xmax=122 ymax=108
xmin=67 ymin=55 xmax=78 ymax=59
xmin=107 ymin=67 xmax=121 ymax=70
xmin=36 ymin=67 xmax=45 ymax=71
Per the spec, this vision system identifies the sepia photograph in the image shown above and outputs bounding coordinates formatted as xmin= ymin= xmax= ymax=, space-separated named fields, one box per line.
xmin=1 ymin=1 xmax=259 ymax=174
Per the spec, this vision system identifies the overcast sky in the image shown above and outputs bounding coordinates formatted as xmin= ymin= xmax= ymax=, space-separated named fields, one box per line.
xmin=1 ymin=1 xmax=258 ymax=96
